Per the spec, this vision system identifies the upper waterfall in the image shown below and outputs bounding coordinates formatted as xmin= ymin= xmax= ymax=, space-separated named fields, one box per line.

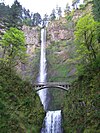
xmin=38 ymin=28 xmax=63 ymax=133
xmin=38 ymin=28 xmax=48 ymax=111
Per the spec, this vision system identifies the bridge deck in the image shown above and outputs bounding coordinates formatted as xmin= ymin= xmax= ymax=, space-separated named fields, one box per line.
xmin=33 ymin=82 xmax=70 ymax=86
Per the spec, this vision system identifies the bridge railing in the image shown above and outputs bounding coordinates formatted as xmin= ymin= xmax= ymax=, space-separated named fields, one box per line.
xmin=32 ymin=82 xmax=71 ymax=91
xmin=33 ymin=82 xmax=71 ymax=87
xmin=33 ymin=82 xmax=70 ymax=85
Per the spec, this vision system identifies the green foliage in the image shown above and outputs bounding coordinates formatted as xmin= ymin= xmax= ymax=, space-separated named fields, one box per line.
xmin=62 ymin=6 xmax=100 ymax=133
xmin=79 ymin=4 xmax=86 ymax=10
xmin=57 ymin=6 xmax=62 ymax=18
xmin=46 ymin=40 xmax=77 ymax=110
xmin=21 ymin=48 xmax=41 ymax=82
xmin=50 ymin=9 xmax=56 ymax=21
xmin=23 ymin=18 xmax=32 ymax=26
xmin=0 ymin=2 xmax=10 ymax=23
xmin=83 ymin=0 xmax=93 ymax=4
xmin=0 ymin=64 xmax=45 ymax=133
xmin=22 ymin=8 xmax=33 ymax=26
xmin=72 ymin=0 xmax=80 ymax=9
xmin=32 ymin=13 xmax=42 ymax=26
xmin=47 ymin=41 xmax=68 ymax=82
xmin=63 ymin=70 xmax=100 ymax=132
xmin=93 ymin=0 xmax=100 ymax=43
xmin=46 ymin=4 xmax=100 ymax=132
xmin=74 ymin=14 xmax=100 ymax=75
xmin=66 ymin=10 xmax=74 ymax=21
xmin=64 ymin=3 xmax=70 ymax=13
xmin=47 ymin=39 xmax=77 ymax=83
xmin=1 ymin=27 xmax=26 ymax=66
xmin=0 ymin=0 xmax=41 ymax=28
xmin=8 ymin=0 xmax=23 ymax=28
xmin=93 ymin=0 xmax=100 ymax=21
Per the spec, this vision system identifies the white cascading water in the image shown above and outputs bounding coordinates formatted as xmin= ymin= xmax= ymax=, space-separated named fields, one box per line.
xmin=38 ymin=28 xmax=47 ymax=110
xmin=41 ymin=110 xmax=62 ymax=133
xmin=38 ymin=28 xmax=62 ymax=133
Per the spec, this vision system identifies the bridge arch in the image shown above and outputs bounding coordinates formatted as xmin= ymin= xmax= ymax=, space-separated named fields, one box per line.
xmin=33 ymin=82 xmax=71 ymax=92
xmin=35 ymin=85 xmax=70 ymax=92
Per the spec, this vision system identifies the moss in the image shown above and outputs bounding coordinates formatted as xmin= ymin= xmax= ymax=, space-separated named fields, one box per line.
xmin=0 ymin=63 xmax=45 ymax=133
xmin=62 ymin=70 xmax=100 ymax=132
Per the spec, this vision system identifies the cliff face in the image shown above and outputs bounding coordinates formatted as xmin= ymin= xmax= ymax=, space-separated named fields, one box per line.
xmin=46 ymin=12 xmax=81 ymax=45
xmin=21 ymin=8 xmax=83 ymax=82
xmin=23 ymin=15 xmax=77 ymax=47
xmin=23 ymin=5 xmax=92 ymax=47
xmin=47 ymin=18 xmax=74 ymax=45
xmin=22 ymin=25 xmax=40 ymax=56
xmin=23 ymin=19 xmax=74 ymax=48
xmin=46 ymin=3 xmax=92 ymax=45
xmin=22 ymin=25 xmax=40 ymax=46
xmin=21 ymin=3 xmax=92 ymax=82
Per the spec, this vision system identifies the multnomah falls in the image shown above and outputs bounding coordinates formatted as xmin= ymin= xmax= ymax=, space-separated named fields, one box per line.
xmin=37 ymin=28 xmax=48 ymax=111
xmin=38 ymin=28 xmax=62 ymax=133
xmin=0 ymin=1 xmax=99 ymax=132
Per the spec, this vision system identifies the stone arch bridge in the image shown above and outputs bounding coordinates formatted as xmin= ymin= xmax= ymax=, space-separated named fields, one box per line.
xmin=33 ymin=82 xmax=71 ymax=91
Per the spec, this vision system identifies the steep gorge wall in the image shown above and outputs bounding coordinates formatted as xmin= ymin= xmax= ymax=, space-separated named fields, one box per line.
xmin=22 ymin=25 xmax=40 ymax=46
xmin=46 ymin=3 xmax=92 ymax=45
xmin=22 ymin=25 xmax=40 ymax=56
xmin=21 ymin=9 xmax=81 ymax=82
xmin=23 ymin=5 xmax=90 ymax=48
xmin=47 ymin=18 xmax=74 ymax=44
xmin=22 ymin=3 xmax=92 ymax=82
xmin=16 ymin=26 xmax=41 ymax=81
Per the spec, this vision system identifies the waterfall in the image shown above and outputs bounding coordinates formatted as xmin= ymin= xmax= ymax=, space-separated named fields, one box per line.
xmin=41 ymin=110 xmax=62 ymax=133
xmin=38 ymin=28 xmax=48 ymax=110
xmin=38 ymin=28 xmax=62 ymax=133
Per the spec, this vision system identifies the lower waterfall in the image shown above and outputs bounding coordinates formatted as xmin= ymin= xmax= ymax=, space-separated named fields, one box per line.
xmin=38 ymin=28 xmax=62 ymax=133
xmin=41 ymin=110 xmax=62 ymax=133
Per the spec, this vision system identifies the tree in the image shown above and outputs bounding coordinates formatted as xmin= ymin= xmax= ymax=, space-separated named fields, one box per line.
xmin=0 ymin=2 xmax=10 ymax=25
xmin=32 ymin=12 xmax=42 ymax=26
xmin=1 ymin=27 xmax=26 ymax=66
xmin=22 ymin=8 xmax=32 ymax=26
xmin=93 ymin=0 xmax=100 ymax=43
xmin=0 ymin=63 xmax=45 ymax=133
xmin=8 ymin=0 xmax=23 ymax=29
xmin=22 ymin=8 xmax=31 ymax=19
xmin=83 ymin=0 xmax=93 ymax=4
xmin=58 ymin=7 xmax=62 ymax=17
xmin=93 ymin=0 xmax=100 ymax=22
xmin=64 ymin=3 xmax=70 ymax=14
xmin=0 ymin=0 xmax=34 ymax=28
xmin=50 ymin=9 xmax=56 ymax=21
xmin=42 ymin=14 xmax=48 ymax=27
xmin=56 ymin=5 xmax=62 ymax=19
xmin=72 ymin=0 xmax=80 ymax=9
xmin=74 ymin=14 xmax=100 ymax=73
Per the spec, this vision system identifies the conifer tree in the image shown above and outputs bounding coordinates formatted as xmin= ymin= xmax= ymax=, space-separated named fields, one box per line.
xmin=72 ymin=0 xmax=80 ymax=9
xmin=8 ymin=0 xmax=23 ymax=29
xmin=50 ymin=9 xmax=56 ymax=21
xmin=32 ymin=12 xmax=42 ymax=26
xmin=0 ymin=1 xmax=10 ymax=25
xmin=93 ymin=0 xmax=100 ymax=22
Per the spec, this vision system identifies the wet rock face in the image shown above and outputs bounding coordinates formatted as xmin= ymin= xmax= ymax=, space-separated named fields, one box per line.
xmin=22 ymin=25 xmax=41 ymax=56
xmin=22 ymin=25 xmax=40 ymax=46
xmin=47 ymin=18 xmax=74 ymax=44
xmin=48 ymin=28 xmax=73 ymax=41
xmin=46 ymin=3 xmax=92 ymax=45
